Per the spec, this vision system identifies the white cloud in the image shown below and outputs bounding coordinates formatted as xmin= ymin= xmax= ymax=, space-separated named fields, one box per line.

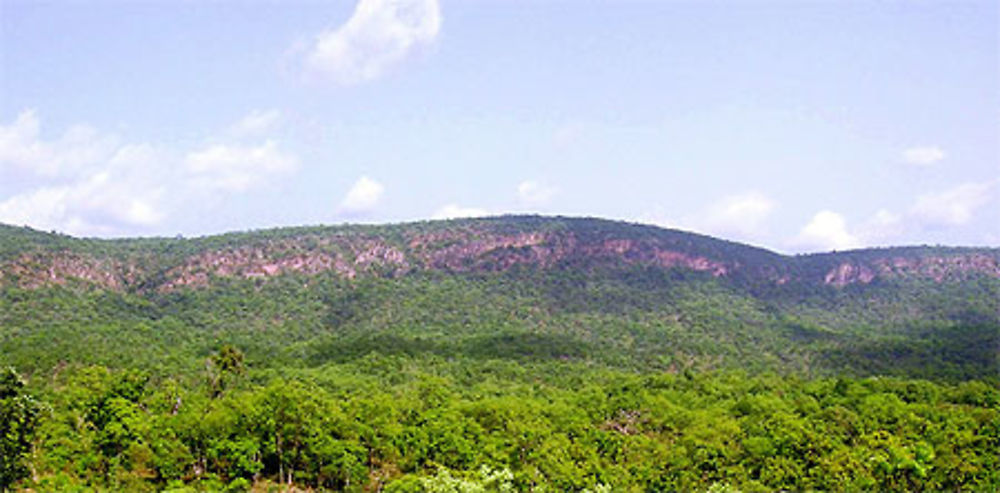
xmin=637 ymin=192 xmax=776 ymax=244
xmin=0 ymin=109 xmax=118 ymax=178
xmin=432 ymin=203 xmax=488 ymax=220
xmin=910 ymin=181 xmax=993 ymax=227
xmin=855 ymin=208 xmax=905 ymax=245
xmin=228 ymin=109 xmax=281 ymax=139
xmin=517 ymin=180 xmax=557 ymax=207
xmin=700 ymin=192 xmax=776 ymax=238
xmin=792 ymin=210 xmax=861 ymax=252
xmin=0 ymin=149 xmax=167 ymax=236
xmin=0 ymin=111 xmax=299 ymax=236
xmin=0 ymin=111 xmax=167 ymax=234
xmin=902 ymin=146 xmax=946 ymax=166
xmin=185 ymin=140 xmax=298 ymax=192
xmin=303 ymin=0 xmax=441 ymax=85
xmin=339 ymin=176 xmax=384 ymax=214
xmin=0 ymin=186 xmax=79 ymax=233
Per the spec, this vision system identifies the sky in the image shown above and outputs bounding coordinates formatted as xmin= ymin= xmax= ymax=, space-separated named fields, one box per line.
xmin=1 ymin=0 xmax=998 ymax=253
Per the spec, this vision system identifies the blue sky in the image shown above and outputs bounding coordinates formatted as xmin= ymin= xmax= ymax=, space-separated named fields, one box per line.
xmin=1 ymin=0 xmax=997 ymax=252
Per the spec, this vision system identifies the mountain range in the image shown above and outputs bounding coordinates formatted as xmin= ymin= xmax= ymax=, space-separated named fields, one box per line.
xmin=2 ymin=215 xmax=998 ymax=380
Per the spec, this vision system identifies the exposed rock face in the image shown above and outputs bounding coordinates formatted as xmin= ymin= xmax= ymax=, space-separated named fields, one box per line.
xmin=0 ymin=252 xmax=134 ymax=289
xmin=822 ymin=253 xmax=1000 ymax=287
xmin=0 ymin=228 xmax=737 ymax=291
xmin=157 ymin=247 xmax=350 ymax=291
xmin=156 ymin=237 xmax=411 ymax=291
xmin=406 ymin=230 xmax=729 ymax=275
xmin=824 ymin=263 xmax=877 ymax=287
xmin=416 ymin=231 xmax=552 ymax=271
xmin=2 ymin=218 xmax=998 ymax=292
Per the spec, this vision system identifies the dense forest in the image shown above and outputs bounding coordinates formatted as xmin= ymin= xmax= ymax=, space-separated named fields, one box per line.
xmin=1 ymin=216 xmax=998 ymax=491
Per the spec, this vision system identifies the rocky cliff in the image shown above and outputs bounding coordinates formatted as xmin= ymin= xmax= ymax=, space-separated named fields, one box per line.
xmin=1 ymin=216 xmax=998 ymax=292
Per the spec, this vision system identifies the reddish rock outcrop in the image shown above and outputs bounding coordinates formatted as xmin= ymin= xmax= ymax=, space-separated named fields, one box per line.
xmin=2 ymin=252 xmax=133 ymax=289
xmin=822 ymin=253 xmax=1000 ymax=286
xmin=824 ymin=263 xmax=876 ymax=287
xmin=2 ymin=221 xmax=998 ymax=292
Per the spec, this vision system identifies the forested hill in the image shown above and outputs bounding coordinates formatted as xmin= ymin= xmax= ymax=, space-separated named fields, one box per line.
xmin=2 ymin=217 xmax=999 ymax=492
xmin=2 ymin=215 xmax=999 ymax=292
xmin=1 ymin=215 xmax=998 ymax=380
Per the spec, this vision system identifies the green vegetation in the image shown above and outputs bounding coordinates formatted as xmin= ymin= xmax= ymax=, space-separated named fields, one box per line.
xmin=7 ymin=361 xmax=1000 ymax=492
xmin=3 ymin=268 xmax=995 ymax=381
xmin=0 ymin=216 xmax=998 ymax=491
xmin=1 ymin=366 xmax=44 ymax=491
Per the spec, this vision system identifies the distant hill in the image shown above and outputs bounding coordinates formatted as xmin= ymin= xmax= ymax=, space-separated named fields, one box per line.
xmin=1 ymin=215 xmax=998 ymax=379
xmin=2 ymin=216 xmax=998 ymax=291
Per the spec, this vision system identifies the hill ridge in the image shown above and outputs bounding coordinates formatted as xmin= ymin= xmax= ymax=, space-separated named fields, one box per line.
xmin=2 ymin=215 xmax=999 ymax=292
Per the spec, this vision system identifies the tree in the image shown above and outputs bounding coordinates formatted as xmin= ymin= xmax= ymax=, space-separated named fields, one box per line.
xmin=0 ymin=367 xmax=43 ymax=492
xmin=207 ymin=345 xmax=246 ymax=397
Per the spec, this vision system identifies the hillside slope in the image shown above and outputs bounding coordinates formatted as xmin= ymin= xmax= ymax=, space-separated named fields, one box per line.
xmin=2 ymin=215 xmax=997 ymax=380
xmin=3 ymin=216 xmax=999 ymax=492
xmin=2 ymin=216 xmax=998 ymax=291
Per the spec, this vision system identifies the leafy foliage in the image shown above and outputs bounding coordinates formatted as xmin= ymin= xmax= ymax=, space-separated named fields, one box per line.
xmin=0 ymin=217 xmax=998 ymax=490
xmin=0 ymin=366 xmax=43 ymax=491
xmin=4 ymin=361 xmax=998 ymax=491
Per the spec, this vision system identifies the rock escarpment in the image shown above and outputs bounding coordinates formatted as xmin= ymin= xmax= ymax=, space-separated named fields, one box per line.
xmin=1 ymin=216 xmax=998 ymax=292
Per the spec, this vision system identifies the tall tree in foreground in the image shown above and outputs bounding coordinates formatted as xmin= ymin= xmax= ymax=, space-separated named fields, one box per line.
xmin=0 ymin=366 xmax=42 ymax=492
